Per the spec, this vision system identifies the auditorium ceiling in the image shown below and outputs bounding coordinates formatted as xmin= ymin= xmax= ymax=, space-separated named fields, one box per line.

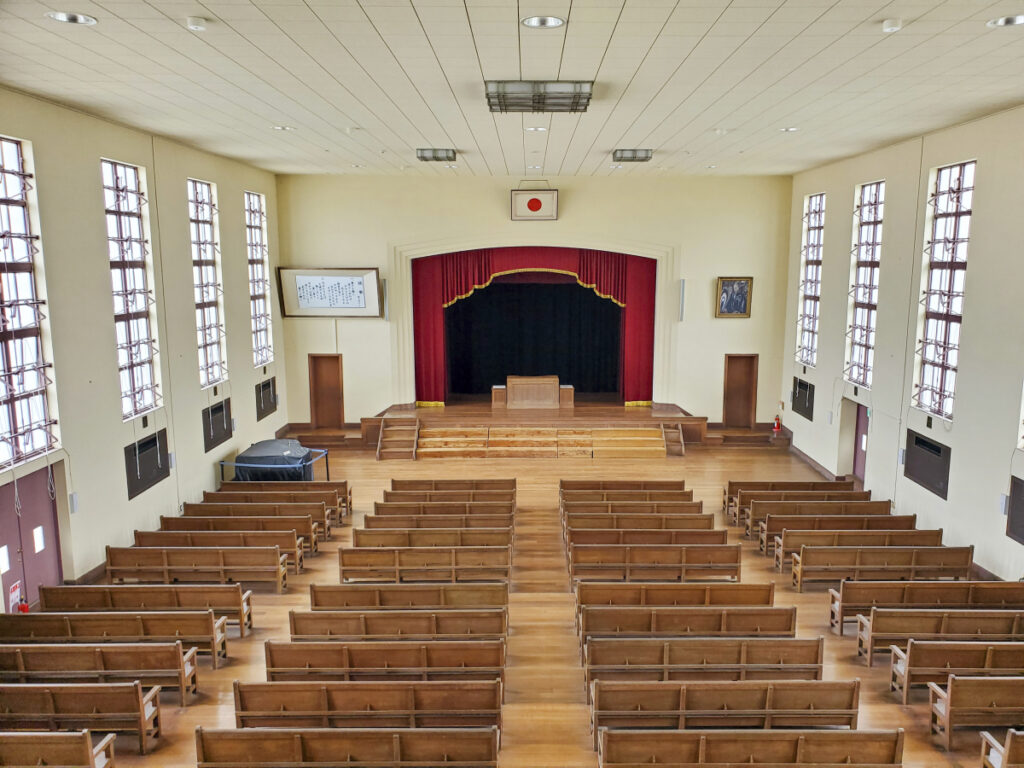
xmin=1 ymin=0 xmax=1023 ymax=175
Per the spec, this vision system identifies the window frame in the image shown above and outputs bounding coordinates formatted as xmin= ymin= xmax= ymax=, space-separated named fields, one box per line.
xmin=845 ymin=180 xmax=885 ymax=389
xmin=244 ymin=191 xmax=273 ymax=367
xmin=796 ymin=192 xmax=826 ymax=366
xmin=187 ymin=178 xmax=228 ymax=388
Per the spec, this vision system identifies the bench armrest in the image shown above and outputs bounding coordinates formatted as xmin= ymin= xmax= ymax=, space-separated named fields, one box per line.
xmin=827 ymin=588 xmax=841 ymax=601
xmin=93 ymin=732 xmax=117 ymax=755
xmin=142 ymin=685 xmax=162 ymax=703
xmin=182 ymin=646 xmax=199 ymax=663
xmin=856 ymin=614 xmax=870 ymax=629
xmin=240 ymin=590 xmax=254 ymax=603
xmin=791 ymin=553 xmax=801 ymax=566
xmin=278 ymin=554 xmax=289 ymax=566
xmin=980 ymin=731 xmax=1003 ymax=752
xmin=927 ymin=682 xmax=948 ymax=701
xmin=889 ymin=646 xmax=907 ymax=662
xmin=213 ymin=616 xmax=229 ymax=632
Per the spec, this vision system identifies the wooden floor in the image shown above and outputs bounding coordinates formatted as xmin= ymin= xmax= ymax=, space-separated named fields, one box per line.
xmin=114 ymin=448 xmax=973 ymax=768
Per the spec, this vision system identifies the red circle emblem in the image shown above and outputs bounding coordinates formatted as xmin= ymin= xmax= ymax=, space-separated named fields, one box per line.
xmin=526 ymin=197 xmax=543 ymax=212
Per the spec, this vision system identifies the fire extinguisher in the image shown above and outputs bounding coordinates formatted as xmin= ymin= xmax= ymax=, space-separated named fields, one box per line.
xmin=772 ymin=415 xmax=782 ymax=433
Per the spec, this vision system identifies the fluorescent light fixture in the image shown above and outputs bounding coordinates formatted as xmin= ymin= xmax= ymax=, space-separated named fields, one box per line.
xmin=882 ymin=18 xmax=902 ymax=33
xmin=609 ymin=164 xmax=623 ymax=169
xmin=527 ymin=165 xmax=542 ymax=169
xmin=524 ymin=126 xmax=548 ymax=132
xmin=45 ymin=11 xmax=96 ymax=24
xmin=186 ymin=16 xmax=207 ymax=31
xmin=780 ymin=126 xmax=799 ymax=132
xmin=521 ymin=15 xmax=565 ymax=28
xmin=612 ymin=149 xmax=653 ymax=162
xmin=443 ymin=164 xmax=458 ymax=169
xmin=272 ymin=125 xmax=294 ymax=131
xmin=485 ymin=81 xmax=593 ymax=113
xmin=416 ymin=148 xmax=457 ymax=162
xmin=988 ymin=15 xmax=1024 ymax=26
xmin=705 ymin=164 xmax=717 ymax=169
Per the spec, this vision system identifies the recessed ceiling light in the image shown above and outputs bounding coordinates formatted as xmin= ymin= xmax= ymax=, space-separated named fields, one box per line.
xmin=524 ymin=126 xmax=548 ymax=132
xmin=714 ymin=128 xmax=730 ymax=137
xmin=705 ymin=164 xmax=717 ymax=169
xmin=351 ymin=164 xmax=364 ymax=168
xmin=988 ymin=15 xmax=1024 ymax=27
xmin=881 ymin=18 xmax=902 ymax=33
xmin=272 ymin=125 xmax=294 ymax=131
xmin=186 ymin=16 xmax=207 ymax=31
xmin=443 ymin=164 xmax=458 ymax=168
xmin=780 ymin=126 xmax=799 ymax=132
xmin=521 ymin=16 xmax=565 ymax=29
xmin=609 ymin=164 xmax=623 ymax=169
xmin=527 ymin=165 xmax=542 ymax=169
xmin=45 ymin=11 xmax=97 ymax=24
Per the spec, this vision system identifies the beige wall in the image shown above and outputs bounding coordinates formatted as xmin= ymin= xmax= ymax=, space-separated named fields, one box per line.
xmin=275 ymin=175 xmax=793 ymax=424
xmin=0 ymin=86 xmax=288 ymax=578
xmin=781 ymin=104 xmax=1024 ymax=579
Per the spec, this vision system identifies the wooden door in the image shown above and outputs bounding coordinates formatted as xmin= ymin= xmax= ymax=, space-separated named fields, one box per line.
xmin=853 ymin=404 xmax=869 ymax=480
xmin=309 ymin=354 xmax=344 ymax=429
xmin=723 ymin=354 xmax=758 ymax=428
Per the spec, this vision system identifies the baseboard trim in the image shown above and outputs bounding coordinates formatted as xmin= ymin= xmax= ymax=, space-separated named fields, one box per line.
xmin=65 ymin=560 xmax=107 ymax=585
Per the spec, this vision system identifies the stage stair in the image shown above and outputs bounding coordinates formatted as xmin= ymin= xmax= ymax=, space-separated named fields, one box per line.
xmin=410 ymin=425 xmax=666 ymax=460
xmin=376 ymin=416 xmax=419 ymax=460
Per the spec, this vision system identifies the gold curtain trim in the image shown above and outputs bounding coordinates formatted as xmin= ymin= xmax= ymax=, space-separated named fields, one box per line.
xmin=624 ymin=400 xmax=653 ymax=407
xmin=415 ymin=400 xmax=446 ymax=408
xmin=442 ymin=268 xmax=626 ymax=308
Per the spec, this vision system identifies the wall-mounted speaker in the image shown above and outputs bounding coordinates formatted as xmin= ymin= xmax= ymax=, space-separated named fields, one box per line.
xmin=678 ymin=279 xmax=685 ymax=321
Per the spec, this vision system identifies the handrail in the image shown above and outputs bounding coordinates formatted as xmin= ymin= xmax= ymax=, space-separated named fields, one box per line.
xmin=412 ymin=419 xmax=420 ymax=460
xmin=376 ymin=417 xmax=386 ymax=461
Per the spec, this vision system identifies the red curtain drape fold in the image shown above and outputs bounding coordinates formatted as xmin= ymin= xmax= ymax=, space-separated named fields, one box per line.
xmin=412 ymin=246 xmax=655 ymax=405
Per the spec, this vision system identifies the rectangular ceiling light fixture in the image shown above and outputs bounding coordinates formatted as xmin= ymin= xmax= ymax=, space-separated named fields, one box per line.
xmin=416 ymin=148 xmax=456 ymax=162
xmin=485 ymin=81 xmax=593 ymax=113
xmin=612 ymin=149 xmax=653 ymax=162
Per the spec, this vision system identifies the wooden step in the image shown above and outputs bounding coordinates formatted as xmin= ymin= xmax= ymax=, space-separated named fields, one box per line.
xmin=592 ymin=446 xmax=668 ymax=458
xmin=416 ymin=447 xmax=488 ymax=459
xmin=487 ymin=447 xmax=558 ymax=458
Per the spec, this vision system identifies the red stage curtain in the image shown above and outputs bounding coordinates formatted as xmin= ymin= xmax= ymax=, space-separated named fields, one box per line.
xmin=412 ymin=246 xmax=655 ymax=405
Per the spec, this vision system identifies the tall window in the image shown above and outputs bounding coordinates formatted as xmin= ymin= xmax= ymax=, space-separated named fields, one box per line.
xmin=244 ymin=192 xmax=273 ymax=367
xmin=796 ymin=193 xmax=826 ymax=366
xmin=188 ymin=179 xmax=227 ymax=387
xmin=914 ymin=160 xmax=975 ymax=419
xmin=0 ymin=138 xmax=57 ymax=465
xmin=846 ymin=181 xmax=885 ymax=388
xmin=102 ymin=160 xmax=161 ymax=419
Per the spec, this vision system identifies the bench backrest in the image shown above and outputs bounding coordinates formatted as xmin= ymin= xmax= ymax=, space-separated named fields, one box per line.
xmin=739 ymin=490 xmax=871 ymax=508
xmin=352 ymin=528 xmax=513 ymax=548
xmin=598 ymin=729 xmax=903 ymax=767
xmin=382 ymin=490 xmax=515 ymax=503
xmin=779 ymin=529 xmax=943 ymax=549
xmin=747 ymin=500 xmax=889 ymax=526
xmin=0 ymin=730 xmax=107 ymax=768
xmin=797 ymin=545 xmax=973 ymax=568
xmin=727 ymin=480 xmax=855 ymax=497
xmin=39 ymin=584 xmax=244 ymax=612
xmin=945 ymin=675 xmax=1024 ymax=707
xmin=183 ymin=502 xmax=329 ymax=525
xmin=841 ymin=580 xmax=1024 ymax=609
xmin=161 ymin=515 xmax=316 ymax=536
xmin=339 ymin=547 xmax=511 ymax=567
xmin=391 ymin=479 xmax=516 ymax=491
xmin=561 ymin=490 xmax=693 ymax=502
xmin=566 ymin=529 xmax=728 ymax=546
xmin=564 ymin=513 xmax=715 ymax=530
xmin=869 ymin=608 xmax=1024 ymax=636
xmin=309 ymin=584 xmax=509 ymax=610
xmin=204 ymin=490 xmax=338 ymax=507
xmin=570 ymin=544 xmax=741 ymax=566
xmin=221 ymin=481 xmax=349 ymax=496
xmin=580 ymin=606 xmax=796 ymax=636
xmin=107 ymin=545 xmax=283 ymax=567
xmin=134 ymin=530 xmax=300 ymax=549
xmin=562 ymin=501 xmax=702 ymax=515
xmin=0 ymin=681 xmax=145 ymax=715
xmin=561 ymin=480 xmax=686 ymax=491
xmin=763 ymin=514 xmax=917 ymax=535
xmin=363 ymin=514 xmax=513 ymax=529
xmin=0 ymin=610 xmax=217 ymax=641
xmin=575 ymin=583 xmax=774 ymax=608
xmin=585 ymin=637 xmax=824 ymax=668
xmin=0 ymin=642 xmax=187 ymax=677
xmin=904 ymin=640 xmax=1024 ymax=672
xmin=289 ymin=609 xmax=507 ymax=639
xmin=373 ymin=501 xmax=515 ymax=516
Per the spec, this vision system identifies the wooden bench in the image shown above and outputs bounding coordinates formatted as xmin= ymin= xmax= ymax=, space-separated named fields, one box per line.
xmin=561 ymin=490 xmax=694 ymax=504
xmin=233 ymin=679 xmax=503 ymax=729
xmin=567 ymin=529 xmax=729 ymax=547
xmin=830 ymin=580 xmax=1024 ymax=635
xmin=929 ymin=675 xmax=1024 ymax=750
xmin=569 ymin=544 xmax=741 ymax=582
xmin=564 ymin=513 xmax=716 ymax=531
xmin=575 ymin=583 xmax=774 ymax=612
xmin=38 ymin=584 xmax=253 ymax=637
xmin=857 ymin=607 xmax=1024 ymax=665
xmin=339 ymin=547 xmax=512 ymax=583
xmin=598 ymin=728 xmax=903 ymax=768
xmin=773 ymin=529 xmax=943 ymax=571
xmin=161 ymin=514 xmax=319 ymax=553
xmin=0 ymin=610 xmax=228 ymax=668
xmin=220 ymin=480 xmax=352 ymax=520
xmin=561 ymin=480 xmax=686 ymax=491
xmin=133 ymin=530 xmax=305 ymax=573
xmin=562 ymin=501 xmax=702 ymax=516
xmin=792 ymin=545 xmax=973 ymax=592
xmin=889 ymin=640 xmax=1024 ymax=704
xmin=736 ymin=491 xmax=872 ymax=529
xmin=183 ymin=502 xmax=331 ymax=540
xmin=584 ymin=637 xmax=824 ymax=690
xmin=591 ymin=679 xmax=859 ymax=745
xmin=264 ymin=640 xmax=505 ymax=684
xmin=0 ymin=681 xmax=160 ymax=754
xmin=758 ymin=513 xmax=917 ymax=553
xmin=724 ymin=479 xmax=855 ymax=521
xmin=352 ymin=528 xmax=513 ymax=548
xmin=981 ymin=729 xmax=1024 ymax=768
xmin=288 ymin=608 xmax=508 ymax=641
xmin=106 ymin=545 xmax=288 ymax=593
xmin=373 ymin=501 xmax=515 ymax=517
xmin=0 ymin=642 xmax=197 ymax=706
xmin=579 ymin=606 xmax=797 ymax=641
xmin=196 ymin=726 xmax=499 ymax=768
xmin=382 ymin=490 xmax=515 ymax=503
xmin=743 ymin=499 xmax=888 ymax=538
xmin=0 ymin=730 xmax=116 ymax=768
xmin=204 ymin=490 xmax=341 ymax=524
xmin=392 ymin=479 xmax=516 ymax=491
xmin=363 ymin=514 xmax=514 ymax=530
xmin=310 ymin=584 xmax=509 ymax=611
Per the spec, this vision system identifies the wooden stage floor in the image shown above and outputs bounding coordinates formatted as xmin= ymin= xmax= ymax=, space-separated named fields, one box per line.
xmin=113 ymin=448 xmax=969 ymax=768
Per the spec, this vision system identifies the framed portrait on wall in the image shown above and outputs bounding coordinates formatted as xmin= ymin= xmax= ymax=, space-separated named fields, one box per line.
xmin=715 ymin=276 xmax=753 ymax=318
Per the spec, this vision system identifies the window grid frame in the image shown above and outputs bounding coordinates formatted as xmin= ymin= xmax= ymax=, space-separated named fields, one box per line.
xmin=102 ymin=158 xmax=162 ymax=420
xmin=913 ymin=160 xmax=975 ymax=420
xmin=796 ymin=192 xmax=826 ymax=366
xmin=0 ymin=137 xmax=58 ymax=466
xmin=244 ymin=191 xmax=273 ymax=367
xmin=188 ymin=178 xmax=228 ymax=388
xmin=845 ymin=180 xmax=885 ymax=389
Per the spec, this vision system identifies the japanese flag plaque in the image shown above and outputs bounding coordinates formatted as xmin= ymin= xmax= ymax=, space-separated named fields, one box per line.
xmin=511 ymin=189 xmax=558 ymax=221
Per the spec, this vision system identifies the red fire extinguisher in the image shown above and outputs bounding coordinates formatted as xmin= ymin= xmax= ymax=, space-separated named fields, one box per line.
xmin=772 ymin=415 xmax=782 ymax=433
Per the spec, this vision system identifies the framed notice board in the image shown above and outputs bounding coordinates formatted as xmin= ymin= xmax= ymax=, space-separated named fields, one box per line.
xmin=277 ymin=267 xmax=383 ymax=318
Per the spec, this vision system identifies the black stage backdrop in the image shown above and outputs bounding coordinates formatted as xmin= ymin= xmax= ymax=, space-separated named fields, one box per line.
xmin=445 ymin=282 xmax=622 ymax=395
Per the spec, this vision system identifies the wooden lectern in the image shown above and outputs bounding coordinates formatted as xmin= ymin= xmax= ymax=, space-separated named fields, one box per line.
xmin=492 ymin=376 xmax=573 ymax=409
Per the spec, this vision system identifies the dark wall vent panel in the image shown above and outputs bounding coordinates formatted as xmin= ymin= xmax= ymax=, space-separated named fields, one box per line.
xmin=124 ymin=428 xmax=170 ymax=500
xmin=792 ymin=377 xmax=815 ymax=421
xmin=202 ymin=398 xmax=233 ymax=453
xmin=904 ymin=428 xmax=951 ymax=500
xmin=255 ymin=378 xmax=277 ymax=422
